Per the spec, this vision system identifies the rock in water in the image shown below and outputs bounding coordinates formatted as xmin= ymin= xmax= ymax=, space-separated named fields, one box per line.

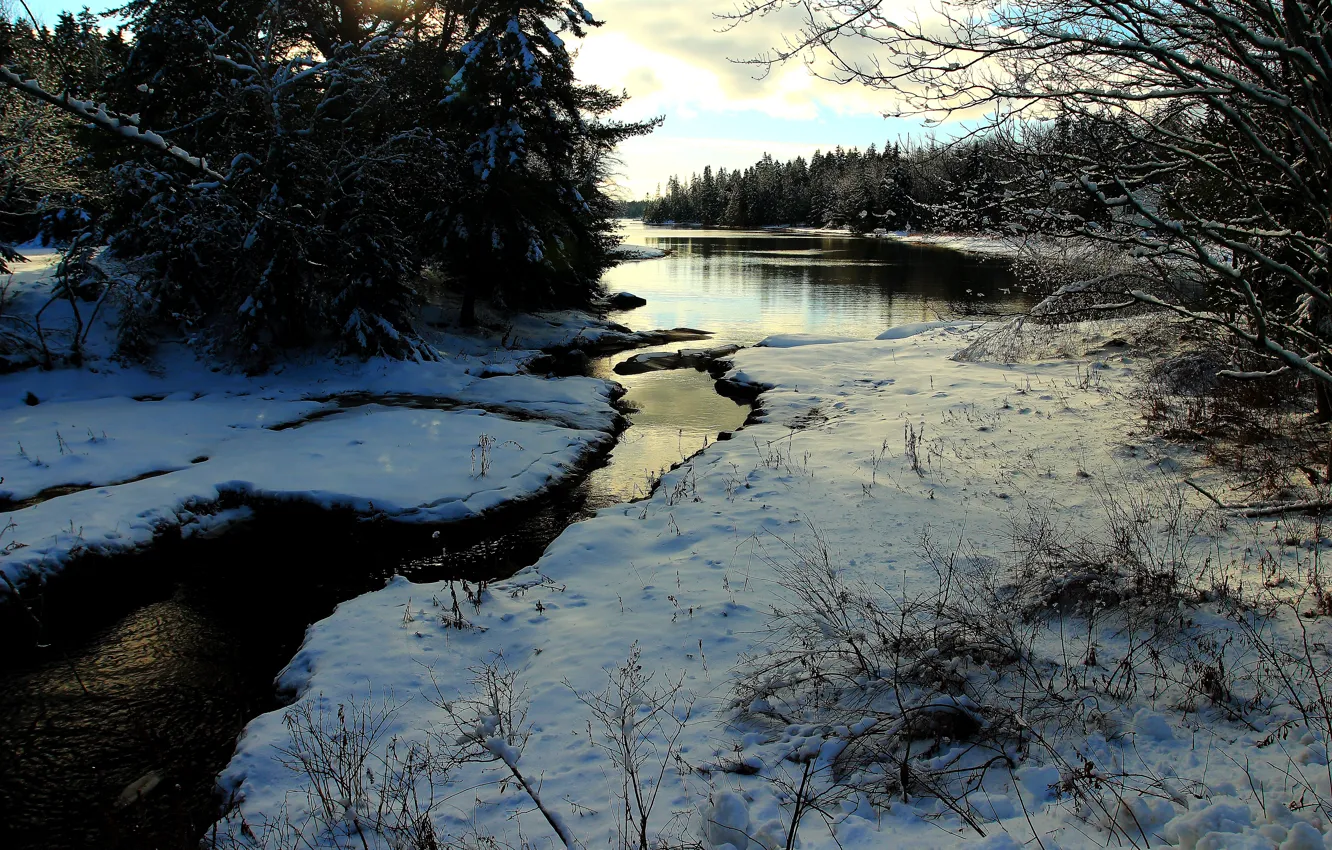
xmin=116 ymin=770 xmax=163 ymax=808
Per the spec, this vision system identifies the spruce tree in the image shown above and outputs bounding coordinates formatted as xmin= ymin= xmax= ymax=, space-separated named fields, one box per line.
xmin=436 ymin=0 xmax=656 ymax=325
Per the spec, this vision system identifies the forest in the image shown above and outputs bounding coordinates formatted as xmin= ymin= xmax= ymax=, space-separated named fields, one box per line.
xmin=640 ymin=140 xmax=1006 ymax=232
xmin=0 ymin=0 xmax=654 ymax=364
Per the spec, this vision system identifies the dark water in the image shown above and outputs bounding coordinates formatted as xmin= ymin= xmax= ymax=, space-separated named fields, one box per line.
xmin=0 ymin=226 xmax=1021 ymax=849
xmin=0 ymin=497 xmax=613 ymax=849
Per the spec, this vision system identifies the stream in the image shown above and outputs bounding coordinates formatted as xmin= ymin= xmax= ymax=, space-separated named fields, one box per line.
xmin=0 ymin=224 xmax=1024 ymax=849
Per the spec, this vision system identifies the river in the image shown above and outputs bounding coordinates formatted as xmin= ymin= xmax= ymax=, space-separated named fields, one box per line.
xmin=0 ymin=224 xmax=1023 ymax=849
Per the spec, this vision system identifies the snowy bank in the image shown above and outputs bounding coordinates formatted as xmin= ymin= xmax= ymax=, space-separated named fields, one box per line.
xmin=0 ymin=252 xmax=629 ymax=591
xmin=214 ymin=321 xmax=1330 ymax=850
xmin=870 ymin=230 xmax=1024 ymax=259
xmin=1 ymin=403 xmax=615 ymax=586
xmin=611 ymin=243 xmax=669 ymax=261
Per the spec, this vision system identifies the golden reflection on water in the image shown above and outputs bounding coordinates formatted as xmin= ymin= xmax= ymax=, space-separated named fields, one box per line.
xmin=606 ymin=222 xmax=1023 ymax=345
xmin=0 ymin=594 xmax=254 ymax=848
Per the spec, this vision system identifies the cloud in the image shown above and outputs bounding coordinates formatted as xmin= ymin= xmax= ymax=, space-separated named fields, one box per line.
xmin=571 ymin=1 xmax=977 ymax=198
xmin=577 ymin=0 xmax=907 ymax=122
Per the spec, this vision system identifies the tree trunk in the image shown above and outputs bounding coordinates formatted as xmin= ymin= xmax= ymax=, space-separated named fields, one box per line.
xmin=1316 ymin=381 xmax=1332 ymax=423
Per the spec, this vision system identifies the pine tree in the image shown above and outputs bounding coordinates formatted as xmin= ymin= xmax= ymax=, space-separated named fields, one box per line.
xmin=436 ymin=0 xmax=656 ymax=325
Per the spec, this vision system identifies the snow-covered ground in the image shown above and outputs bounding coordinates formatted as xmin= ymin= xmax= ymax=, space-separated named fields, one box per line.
xmin=0 ymin=250 xmax=627 ymax=589
xmin=870 ymin=230 xmax=1025 ymax=259
xmin=610 ymin=243 xmax=669 ymax=261
xmin=783 ymin=226 xmax=1027 ymax=260
xmin=213 ymin=320 xmax=1332 ymax=849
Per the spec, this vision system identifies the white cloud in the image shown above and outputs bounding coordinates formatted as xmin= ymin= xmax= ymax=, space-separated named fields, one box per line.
xmin=574 ymin=1 xmax=931 ymax=197
xmin=576 ymin=1 xmax=905 ymax=122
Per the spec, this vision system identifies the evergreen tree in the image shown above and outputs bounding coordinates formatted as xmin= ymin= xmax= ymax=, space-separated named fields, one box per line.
xmin=639 ymin=136 xmax=1026 ymax=233
xmin=0 ymin=0 xmax=657 ymax=359
xmin=0 ymin=7 xmax=126 ymax=262
xmin=437 ymin=0 xmax=655 ymax=325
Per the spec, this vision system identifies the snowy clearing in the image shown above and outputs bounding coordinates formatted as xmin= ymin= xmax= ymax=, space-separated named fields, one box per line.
xmin=214 ymin=321 xmax=1332 ymax=849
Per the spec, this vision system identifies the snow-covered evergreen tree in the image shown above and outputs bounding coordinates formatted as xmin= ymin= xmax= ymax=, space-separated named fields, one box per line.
xmin=434 ymin=0 xmax=656 ymax=325
xmin=0 ymin=0 xmax=655 ymax=359
xmin=0 ymin=8 xmax=126 ymax=261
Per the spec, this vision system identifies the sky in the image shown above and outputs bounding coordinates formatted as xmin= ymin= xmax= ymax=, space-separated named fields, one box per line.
xmin=574 ymin=0 xmax=929 ymax=198
xmin=14 ymin=0 xmax=933 ymax=199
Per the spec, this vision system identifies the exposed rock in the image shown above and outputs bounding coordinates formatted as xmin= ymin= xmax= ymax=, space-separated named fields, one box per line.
xmin=525 ymin=348 xmax=591 ymax=376
xmin=567 ymin=327 xmax=711 ymax=356
xmin=607 ymin=291 xmax=647 ymax=310
xmin=614 ymin=344 xmax=742 ymax=375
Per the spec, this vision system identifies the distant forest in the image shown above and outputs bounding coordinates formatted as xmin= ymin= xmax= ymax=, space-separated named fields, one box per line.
xmin=617 ymin=198 xmax=650 ymax=219
xmin=639 ymin=141 xmax=1007 ymax=232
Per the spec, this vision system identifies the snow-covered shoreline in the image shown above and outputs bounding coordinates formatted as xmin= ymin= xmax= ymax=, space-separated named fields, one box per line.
xmin=212 ymin=320 xmax=1330 ymax=850
xmin=869 ymin=230 xmax=1025 ymax=259
xmin=639 ymin=222 xmax=1025 ymax=261
xmin=0 ymin=250 xmax=664 ymax=593
xmin=610 ymin=242 xmax=670 ymax=261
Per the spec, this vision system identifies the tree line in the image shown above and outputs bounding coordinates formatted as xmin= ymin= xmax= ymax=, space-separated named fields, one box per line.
xmin=640 ymin=139 xmax=1005 ymax=232
xmin=1 ymin=1 xmax=654 ymax=364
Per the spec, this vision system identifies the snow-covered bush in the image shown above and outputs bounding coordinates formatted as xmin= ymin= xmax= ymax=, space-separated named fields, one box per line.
xmin=211 ymin=695 xmax=448 ymax=850
xmin=726 ymin=500 xmax=1254 ymax=844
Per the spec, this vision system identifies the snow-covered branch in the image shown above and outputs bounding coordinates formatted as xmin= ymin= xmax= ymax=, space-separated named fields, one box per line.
xmin=0 ymin=65 xmax=225 ymax=182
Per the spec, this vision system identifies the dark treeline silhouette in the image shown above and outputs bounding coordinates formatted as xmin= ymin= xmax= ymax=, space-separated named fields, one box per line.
xmin=640 ymin=139 xmax=1006 ymax=232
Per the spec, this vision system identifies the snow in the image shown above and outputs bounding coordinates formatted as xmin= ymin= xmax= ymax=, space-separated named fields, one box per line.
xmin=14 ymin=241 xmax=1332 ymax=848
xmin=703 ymin=790 xmax=752 ymax=849
xmin=754 ymin=333 xmax=860 ymax=348
xmin=0 ymin=252 xmax=622 ymax=588
xmin=2 ymin=405 xmax=612 ymax=583
xmin=875 ymin=320 xmax=978 ymax=339
xmin=870 ymin=230 xmax=1026 ymax=259
xmin=611 ymin=243 xmax=668 ymax=261
xmin=213 ymin=320 xmax=1332 ymax=849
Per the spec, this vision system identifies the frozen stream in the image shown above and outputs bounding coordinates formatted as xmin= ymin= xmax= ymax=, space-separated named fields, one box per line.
xmin=0 ymin=225 xmax=1024 ymax=849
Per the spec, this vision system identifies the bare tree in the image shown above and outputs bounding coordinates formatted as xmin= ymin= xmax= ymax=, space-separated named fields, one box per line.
xmin=727 ymin=0 xmax=1332 ymax=412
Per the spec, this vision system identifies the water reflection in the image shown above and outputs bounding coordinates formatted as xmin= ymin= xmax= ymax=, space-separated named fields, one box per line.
xmin=581 ymin=362 xmax=749 ymax=504
xmin=605 ymin=223 xmax=1022 ymax=344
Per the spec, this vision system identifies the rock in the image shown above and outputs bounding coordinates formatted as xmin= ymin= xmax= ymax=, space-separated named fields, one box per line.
xmin=607 ymin=291 xmax=647 ymax=310
xmin=615 ymin=351 xmax=678 ymax=375
xmin=116 ymin=770 xmax=163 ymax=808
xmin=560 ymin=349 xmax=590 ymax=373
xmin=613 ymin=344 xmax=742 ymax=376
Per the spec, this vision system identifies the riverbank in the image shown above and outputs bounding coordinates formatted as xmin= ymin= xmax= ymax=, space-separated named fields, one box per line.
xmin=0 ymin=248 xmax=693 ymax=595
xmin=869 ymin=229 xmax=1025 ymax=259
xmin=641 ymin=220 xmax=1030 ymax=261
xmin=213 ymin=316 xmax=1330 ymax=849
